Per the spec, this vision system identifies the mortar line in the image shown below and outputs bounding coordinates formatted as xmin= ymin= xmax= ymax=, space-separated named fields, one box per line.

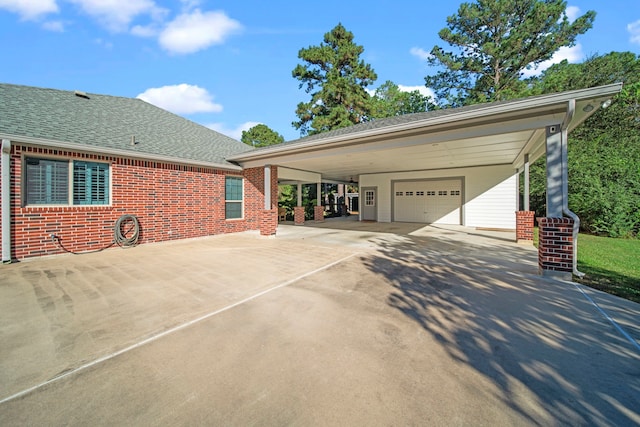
xmin=0 ymin=252 xmax=360 ymax=405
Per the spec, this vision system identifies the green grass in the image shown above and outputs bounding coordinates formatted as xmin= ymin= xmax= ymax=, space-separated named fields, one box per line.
xmin=534 ymin=228 xmax=640 ymax=303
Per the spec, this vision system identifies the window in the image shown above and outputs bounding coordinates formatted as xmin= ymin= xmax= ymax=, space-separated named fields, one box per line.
xmin=416 ymin=191 xmax=425 ymax=196
xmin=365 ymin=190 xmax=375 ymax=207
xmin=73 ymin=161 xmax=110 ymax=205
xmin=225 ymin=176 xmax=243 ymax=219
xmin=395 ymin=191 xmax=403 ymax=196
xmin=25 ymin=158 xmax=69 ymax=205
xmin=427 ymin=191 xmax=436 ymax=196
xmin=439 ymin=190 xmax=448 ymax=196
xmin=406 ymin=191 xmax=414 ymax=196
xmin=451 ymin=190 xmax=461 ymax=196
xmin=25 ymin=157 xmax=110 ymax=206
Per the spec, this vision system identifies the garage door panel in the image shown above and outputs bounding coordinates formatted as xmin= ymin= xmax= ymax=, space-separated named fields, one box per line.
xmin=394 ymin=180 xmax=461 ymax=224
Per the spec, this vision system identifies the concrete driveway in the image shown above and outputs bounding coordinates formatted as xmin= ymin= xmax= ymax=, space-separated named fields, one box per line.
xmin=1 ymin=221 xmax=639 ymax=426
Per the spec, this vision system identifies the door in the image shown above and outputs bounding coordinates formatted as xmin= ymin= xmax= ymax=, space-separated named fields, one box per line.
xmin=394 ymin=179 xmax=462 ymax=224
xmin=361 ymin=187 xmax=377 ymax=221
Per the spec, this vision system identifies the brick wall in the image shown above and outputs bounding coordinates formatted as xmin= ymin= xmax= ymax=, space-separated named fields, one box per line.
xmin=516 ymin=210 xmax=535 ymax=243
xmin=537 ymin=217 xmax=574 ymax=277
xmin=314 ymin=205 xmax=324 ymax=222
xmin=3 ymin=145 xmax=267 ymax=260
xmin=294 ymin=206 xmax=305 ymax=225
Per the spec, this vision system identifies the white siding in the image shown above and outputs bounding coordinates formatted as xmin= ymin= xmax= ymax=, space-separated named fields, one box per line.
xmin=360 ymin=165 xmax=516 ymax=229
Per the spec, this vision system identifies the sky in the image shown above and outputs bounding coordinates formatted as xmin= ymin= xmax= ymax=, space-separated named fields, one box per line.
xmin=1 ymin=1 xmax=639 ymax=142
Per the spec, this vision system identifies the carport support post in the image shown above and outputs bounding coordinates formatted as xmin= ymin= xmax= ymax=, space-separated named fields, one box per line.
xmin=516 ymin=154 xmax=535 ymax=244
xmin=538 ymin=125 xmax=573 ymax=279
xmin=294 ymin=182 xmax=305 ymax=225
xmin=260 ymin=165 xmax=278 ymax=236
xmin=314 ymin=182 xmax=324 ymax=222
xmin=524 ymin=154 xmax=530 ymax=212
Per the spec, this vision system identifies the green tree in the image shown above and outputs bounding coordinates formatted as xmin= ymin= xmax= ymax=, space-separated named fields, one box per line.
xmin=369 ymin=80 xmax=436 ymax=119
xmin=292 ymin=23 xmax=377 ymax=136
xmin=241 ymin=124 xmax=285 ymax=147
xmin=526 ymin=52 xmax=640 ymax=237
xmin=425 ymin=0 xmax=595 ymax=107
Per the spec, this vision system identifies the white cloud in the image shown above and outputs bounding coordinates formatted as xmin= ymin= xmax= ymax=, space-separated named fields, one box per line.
xmin=0 ymin=0 xmax=58 ymax=20
xmin=565 ymin=6 xmax=580 ymax=23
xmin=137 ymin=84 xmax=223 ymax=115
xmin=207 ymin=121 xmax=260 ymax=140
xmin=130 ymin=23 xmax=158 ymax=37
xmin=628 ymin=20 xmax=640 ymax=45
xmin=66 ymin=0 xmax=167 ymax=32
xmin=521 ymin=44 xmax=584 ymax=78
xmin=158 ymin=9 xmax=242 ymax=54
xmin=398 ymin=85 xmax=436 ymax=99
xmin=410 ymin=47 xmax=433 ymax=61
xmin=179 ymin=0 xmax=201 ymax=11
xmin=42 ymin=20 xmax=64 ymax=32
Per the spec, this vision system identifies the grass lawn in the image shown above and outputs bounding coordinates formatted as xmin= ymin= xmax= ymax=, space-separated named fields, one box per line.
xmin=534 ymin=228 xmax=640 ymax=303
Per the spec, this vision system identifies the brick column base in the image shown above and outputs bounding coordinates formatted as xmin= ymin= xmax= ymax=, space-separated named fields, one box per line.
xmin=516 ymin=211 xmax=535 ymax=244
xmin=537 ymin=217 xmax=574 ymax=280
xmin=260 ymin=209 xmax=277 ymax=236
xmin=294 ymin=206 xmax=305 ymax=225
xmin=314 ymin=205 xmax=324 ymax=222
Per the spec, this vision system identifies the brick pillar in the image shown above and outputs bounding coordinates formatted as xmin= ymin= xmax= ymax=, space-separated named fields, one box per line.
xmin=314 ymin=205 xmax=324 ymax=222
xmin=537 ymin=217 xmax=574 ymax=280
xmin=294 ymin=206 xmax=305 ymax=225
xmin=516 ymin=211 xmax=535 ymax=244
xmin=261 ymin=209 xmax=277 ymax=236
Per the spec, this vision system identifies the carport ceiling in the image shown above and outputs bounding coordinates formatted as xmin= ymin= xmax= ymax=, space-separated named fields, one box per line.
xmin=228 ymin=84 xmax=622 ymax=182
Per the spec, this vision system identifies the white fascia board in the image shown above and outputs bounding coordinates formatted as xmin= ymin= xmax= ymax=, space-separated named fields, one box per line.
xmin=1 ymin=133 xmax=243 ymax=171
xmin=228 ymin=83 xmax=622 ymax=163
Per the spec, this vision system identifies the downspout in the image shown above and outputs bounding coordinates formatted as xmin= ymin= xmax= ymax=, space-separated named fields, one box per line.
xmin=560 ymin=100 xmax=584 ymax=278
xmin=1 ymin=139 xmax=11 ymax=263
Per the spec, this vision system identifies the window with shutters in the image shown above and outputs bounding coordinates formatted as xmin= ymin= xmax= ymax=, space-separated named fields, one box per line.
xmin=73 ymin=161 xmax=110 ymax=205
xmin=24 ymin=157 xmax=110 ymax=206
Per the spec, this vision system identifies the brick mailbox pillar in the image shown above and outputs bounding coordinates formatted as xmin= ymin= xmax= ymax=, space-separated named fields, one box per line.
xmin=294 ymin=206 xmax=305 ymax=225
xmin=260 ymin=209 xmax=277 ymax=236
xmin=314 ymin=205 xmax=324 ymax=222
xmin=516 ymin=211 xmax=535 ymax=244
xmin=537 ymin=217 xmax=574 ymax=280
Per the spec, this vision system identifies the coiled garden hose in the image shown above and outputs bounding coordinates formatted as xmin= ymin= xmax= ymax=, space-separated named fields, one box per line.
xmin=53 ymin=214 xmax=140 ymax=254
xmin=114 ymin=214 xmax=140 ymax=247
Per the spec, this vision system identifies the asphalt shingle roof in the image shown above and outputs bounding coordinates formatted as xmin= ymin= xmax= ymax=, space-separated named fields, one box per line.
xmin=0 ymin=83 xmax=253 ymax=166
xmin=283 ymin=99 xmax=515 ymax=145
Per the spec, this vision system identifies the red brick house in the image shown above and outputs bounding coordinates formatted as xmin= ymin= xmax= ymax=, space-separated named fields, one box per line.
xmin=1 ymin=83 xmax=622 ymax=280
xmin=0 ymin=84 xmax=277 ymax=261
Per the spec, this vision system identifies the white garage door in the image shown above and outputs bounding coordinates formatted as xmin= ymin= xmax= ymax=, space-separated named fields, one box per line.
xmin=394 ymin=179 xmax=462 ymax=224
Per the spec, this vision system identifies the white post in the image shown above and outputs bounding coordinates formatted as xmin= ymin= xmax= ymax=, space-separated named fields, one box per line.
xmin=264 ymin=165 xmax=271 ymax=210
xmin=316 ymin=182 xmax=321 ymax=206
xmin=2 ymin=139 xmax=12 ymax=263
xmin=297 ymin=182 xmax=302 ymax=207
xmin=524 ymin=153 xmax=530 ymax=211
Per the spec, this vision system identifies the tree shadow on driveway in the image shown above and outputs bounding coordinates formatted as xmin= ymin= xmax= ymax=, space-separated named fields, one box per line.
xmin=364 ymin=234 xmax=640 ymax=425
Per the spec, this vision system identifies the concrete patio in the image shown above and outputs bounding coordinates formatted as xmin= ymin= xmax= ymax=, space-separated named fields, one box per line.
xmin=1 ymin=221 xmax=639 ymax=425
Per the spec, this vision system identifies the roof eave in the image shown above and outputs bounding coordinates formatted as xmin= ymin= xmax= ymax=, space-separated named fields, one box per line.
xmin=227 ymin=83 xmax=623 ymax=163
xmin=1 ymin=133 xmax=243 ymax=171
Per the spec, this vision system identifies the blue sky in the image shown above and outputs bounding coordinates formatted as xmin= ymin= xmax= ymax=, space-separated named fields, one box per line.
xmin=1 ymin=1 xmax=639 ymax=141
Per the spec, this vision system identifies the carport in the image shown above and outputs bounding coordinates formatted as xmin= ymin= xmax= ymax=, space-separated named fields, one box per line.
xmin=228 ymin=84 xmax=622 ymax=279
